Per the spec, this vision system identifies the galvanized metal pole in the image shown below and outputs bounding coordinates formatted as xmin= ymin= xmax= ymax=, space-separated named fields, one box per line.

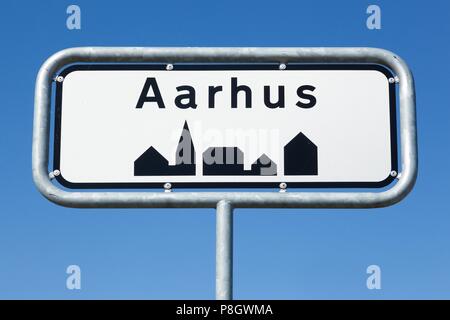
xmin=216 ymin=200 xmax=233 ymax=300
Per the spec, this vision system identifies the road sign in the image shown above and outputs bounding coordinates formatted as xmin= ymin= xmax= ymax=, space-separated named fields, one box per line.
xmin=54 ymin=63 xmax=397 ymax=189
xmin=33 ymin=47 xmax=417 ymax=208
xmin=33 ymin=48 xmax=417 ymax=301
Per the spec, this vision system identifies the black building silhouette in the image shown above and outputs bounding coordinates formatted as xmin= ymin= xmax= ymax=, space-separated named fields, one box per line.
xmin=134 ymin=120 xmax=318 ymax=178
xmin=134 ymin=121 xmax=195 ymax=176
xmin=203 ymin=147 xmax=245 ymax=175
xmin=203 ymin=148 xmax=277 ymax=176
xmin=249 ymin=154 xmax=277 ymax=176
xmin=284 ymin=132 xmax=318 ymax=175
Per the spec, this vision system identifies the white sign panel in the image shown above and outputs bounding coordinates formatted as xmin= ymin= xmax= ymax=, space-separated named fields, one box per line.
xmin=54 ymin=64 xmax=397 ymax=188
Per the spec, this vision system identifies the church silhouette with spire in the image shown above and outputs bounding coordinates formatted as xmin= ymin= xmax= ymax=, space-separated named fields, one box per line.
xmin=134 ymin=121 xmax=195 ymax=176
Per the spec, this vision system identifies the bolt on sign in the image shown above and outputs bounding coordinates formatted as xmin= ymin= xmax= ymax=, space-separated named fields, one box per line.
xmin=53 ymin=63 xmax=397 ymax=189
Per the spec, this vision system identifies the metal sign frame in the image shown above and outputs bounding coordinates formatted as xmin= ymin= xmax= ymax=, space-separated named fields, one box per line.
xmin=33 ymin=47 xmax=417 ymax=210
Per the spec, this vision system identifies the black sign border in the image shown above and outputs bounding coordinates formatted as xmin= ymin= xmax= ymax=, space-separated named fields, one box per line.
xmin=54 ymin=63 xmax=398 ymax=189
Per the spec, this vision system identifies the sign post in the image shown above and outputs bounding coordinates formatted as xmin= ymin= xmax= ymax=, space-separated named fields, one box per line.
xmin=33 ymin=47 xmax=417 ymax=300
xmin=216 ymin=200 xmax=233 ymax=300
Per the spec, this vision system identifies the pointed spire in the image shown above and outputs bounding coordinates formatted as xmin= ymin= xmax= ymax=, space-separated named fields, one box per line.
xmin=176 ymin=121 xmax=195 ymax=165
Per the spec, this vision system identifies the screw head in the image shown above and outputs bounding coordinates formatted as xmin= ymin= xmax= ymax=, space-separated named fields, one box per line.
xmin=388 ymin=77 xmax=395 ymax=84
xmin=279 ymin=182 xmax=287 ymax=189
xmin=279 ymin=63 xmax=287 ymax=70
xmin=49 ymin=169 xmax=61 ymax=179
xmin=390 ymin=170 xmax=397 ymax=177
xmin=166 ymin=64 xmax=174 ymax=71
xmin=56 ymin=76 xmax=64 ymax=83
xmin=164 ymin=182 xmax=172 ymax=189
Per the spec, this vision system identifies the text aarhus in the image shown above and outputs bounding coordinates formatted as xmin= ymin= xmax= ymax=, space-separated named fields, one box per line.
xmin=135 ymin=77 xmax=316 ymax=109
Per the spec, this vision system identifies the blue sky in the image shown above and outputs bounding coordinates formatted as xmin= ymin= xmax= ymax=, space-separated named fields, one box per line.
xmin=0 ymin=0 xmax=449 ymax=299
